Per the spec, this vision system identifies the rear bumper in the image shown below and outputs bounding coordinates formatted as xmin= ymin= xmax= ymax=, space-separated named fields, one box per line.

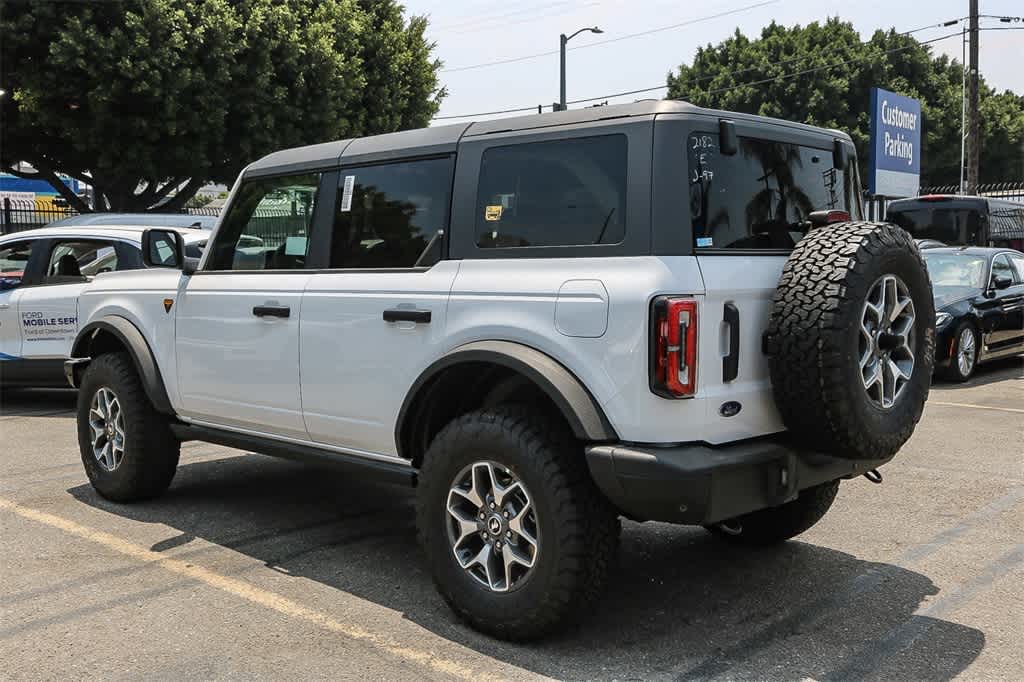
xmin=585 ymin=435 xmax=892 ymax=525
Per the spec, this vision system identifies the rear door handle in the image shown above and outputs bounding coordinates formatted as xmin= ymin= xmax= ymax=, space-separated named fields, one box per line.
xmin=723 ymin=302 xmax=740 ymax=382
xmin=252 ymin=305 xmax=290 ymax=318
xmin=383 ymin=308 xmax=431 ymax=324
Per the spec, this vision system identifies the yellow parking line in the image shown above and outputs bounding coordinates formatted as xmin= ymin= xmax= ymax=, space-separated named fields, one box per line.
xmin=0 ymin=497 xmax=494 ymax=682
xmin=929 ymin=400 xmax=1024 ymax=415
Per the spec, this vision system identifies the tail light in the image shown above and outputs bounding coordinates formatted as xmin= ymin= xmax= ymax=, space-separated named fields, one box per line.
xmin=650 ymin=297 xmax=698 ymax=398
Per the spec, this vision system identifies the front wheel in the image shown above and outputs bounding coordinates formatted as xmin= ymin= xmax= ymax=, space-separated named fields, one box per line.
xmin=706 ymin=480 xmax=840 ymax=546
xmin=77 ymin=352 xmax=180 ymax=502
xmin=416 ymin=407 xmax=620 ymax=640
xmin=943 ymin=322 xmax=978 ymax=382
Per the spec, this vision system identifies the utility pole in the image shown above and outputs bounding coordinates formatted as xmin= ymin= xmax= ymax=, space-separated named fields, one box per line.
xmin=965 ymin=0 xmax=980 ymax=194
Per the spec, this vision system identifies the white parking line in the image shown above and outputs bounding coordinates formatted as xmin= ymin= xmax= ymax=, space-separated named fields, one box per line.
xmin=0 ymin=496 xmax=500 ymax=682
xmin=929 ymin=400 xmax=1024 ymax=415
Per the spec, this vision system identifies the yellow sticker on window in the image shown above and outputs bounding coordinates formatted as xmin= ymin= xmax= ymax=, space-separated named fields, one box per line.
xmin=484 ymin=205 xmax=503 ymax=221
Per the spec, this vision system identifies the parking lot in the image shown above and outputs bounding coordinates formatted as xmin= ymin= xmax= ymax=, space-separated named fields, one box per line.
xmin=1 ymin=359 xmax=1021 ymax=681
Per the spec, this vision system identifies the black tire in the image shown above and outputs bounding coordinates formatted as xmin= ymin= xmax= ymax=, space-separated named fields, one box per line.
xmin=77 ymin=352 xmax=180 ymax=502
xmin=416 ymin=407 xmax=620 ymax=640
xmin=766 ymin=221 xmax=935 ymax=460
xmin=706 ymin=480 xmax=840 ymax=546
xmin=942 ymin=321 xmax=978 ymax=382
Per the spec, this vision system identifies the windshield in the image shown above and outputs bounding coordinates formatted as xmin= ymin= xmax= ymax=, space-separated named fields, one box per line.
xmin=888 ymin=206 xmax=982 ymax=245
xmin=923 ymin=252 xmax=987 ymax=288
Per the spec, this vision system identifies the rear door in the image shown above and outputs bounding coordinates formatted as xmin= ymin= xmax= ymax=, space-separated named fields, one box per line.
xmin=16 ymin=237 xmax=128 ymax=361
xmin=683 ymin=123 xmax=862 ymax=441
xmin=299 ymin=157 xmax=457 ymax=456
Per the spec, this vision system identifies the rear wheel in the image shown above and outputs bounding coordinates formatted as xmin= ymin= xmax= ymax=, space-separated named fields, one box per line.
xmin=77 ymin=353 xmax=180 ymax=502
xmin=706 ymin=480 xmax=840 ymax=546
xmin=943 ymin=322 xmax=978 ymax=382
xmin=416 ymin=407 xmax=620 ymax=640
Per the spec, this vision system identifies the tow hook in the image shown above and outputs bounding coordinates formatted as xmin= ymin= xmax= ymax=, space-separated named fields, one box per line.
xmin=716 ymin=519 xmax=743 ymax=535
xmin=863 ymin=469 xmax=883 ymax=484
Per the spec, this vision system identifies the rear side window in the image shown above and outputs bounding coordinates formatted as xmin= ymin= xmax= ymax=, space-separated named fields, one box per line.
xmin=475 ymin=134 xmax=627 ymax=248
xmin=330 ymin=157 xmax=452 ymax=269
xmin=688 ymin=133 xmax=861 ymax=250
xmin=0 ymin=241 xmax=34 ymax=290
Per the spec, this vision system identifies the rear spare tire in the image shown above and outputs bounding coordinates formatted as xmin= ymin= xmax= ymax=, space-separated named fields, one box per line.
xmin=766 ymin=221 xmax=935 ymax=460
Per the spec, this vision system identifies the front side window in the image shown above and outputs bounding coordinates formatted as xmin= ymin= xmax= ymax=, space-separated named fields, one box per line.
xmin=689 ymin=133 xmax=861 ymax=250
xmin=330 ymin=157 xmax=452 ymax=269
xmin=208 ymin=173 xmax=320 ymax=271
xmin=991 ymin=254 xmax=1015 ymax=286
xmin=0 ymin=241 xmax=34 ymax=290
xmin=1010 ymin=254 xmax=1024 ymax=283
xmin=46 ymin=240 xmax=118 ymax=281
xmin=475 ymin=134 xmax=627 ymax=248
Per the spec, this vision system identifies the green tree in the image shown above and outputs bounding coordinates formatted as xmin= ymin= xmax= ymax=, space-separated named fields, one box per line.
xmin=666 ymin=18 xmax=1024 ymax=188
xmin=0 ymin=0 xmax=445 ymax=212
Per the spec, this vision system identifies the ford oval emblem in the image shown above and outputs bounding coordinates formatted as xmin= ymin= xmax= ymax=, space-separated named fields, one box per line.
xmin=719 ymin=401 xmax=742 ymax=417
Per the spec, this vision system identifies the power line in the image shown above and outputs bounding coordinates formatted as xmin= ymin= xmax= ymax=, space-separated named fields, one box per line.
xmin=433 ymin=28 xmax=964 ymax=121
xmin=440 ymin=0 xmax=779 ymax=73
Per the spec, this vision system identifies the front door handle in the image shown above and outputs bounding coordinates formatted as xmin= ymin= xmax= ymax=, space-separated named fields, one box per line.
xmin=723 ymin=302 xmax=740 ymax=382
xmin=253 ymin=305 xmax=290 ymax=318
xmin=383 ymin=308 xmax=431 ymax=324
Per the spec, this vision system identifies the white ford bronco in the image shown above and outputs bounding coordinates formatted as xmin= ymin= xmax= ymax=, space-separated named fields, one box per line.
xmin=67 ymin=101 xmax=935 ymax=640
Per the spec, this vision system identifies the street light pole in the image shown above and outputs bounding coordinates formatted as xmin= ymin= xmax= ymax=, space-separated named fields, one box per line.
xmin=559 ymin=26 xmax=602 ymax=111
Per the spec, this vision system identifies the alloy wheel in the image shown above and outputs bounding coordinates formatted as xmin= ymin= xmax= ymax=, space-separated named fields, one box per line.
xmin=957 ymin=327 xmax=976 ymax=377
xmin=859 ymin=274 xmax=917 ymax=409
xmin=445 ymin=461 xmax=539 ymax=593
xmin=88 ymin=387 xmax=126 ymax=472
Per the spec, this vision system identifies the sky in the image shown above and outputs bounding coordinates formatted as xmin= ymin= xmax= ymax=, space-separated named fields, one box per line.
xmin=406 ymin=0 xmax=1024 ymax=123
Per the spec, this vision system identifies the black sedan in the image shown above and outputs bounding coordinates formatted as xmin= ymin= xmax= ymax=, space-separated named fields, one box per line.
xmin=922 ymin=247 xmax=1024 ymax=381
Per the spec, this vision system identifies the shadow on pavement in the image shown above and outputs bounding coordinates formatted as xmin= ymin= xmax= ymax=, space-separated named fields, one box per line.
xmin=68 ymin=453 xmax=986 ymax=680
xmin=932 ymin=355 xmax=1023 ymax=390
xmin=0 ymin=387 xmax=77 ymax=418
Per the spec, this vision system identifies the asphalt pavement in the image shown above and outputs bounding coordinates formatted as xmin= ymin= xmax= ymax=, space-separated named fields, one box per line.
xmin=1 ymin=358 xmax=1021 ymax=681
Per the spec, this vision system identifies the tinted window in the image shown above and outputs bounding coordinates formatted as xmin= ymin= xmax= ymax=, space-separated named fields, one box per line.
xmin=991 ymin=254 xmax=1015 ymax=286
xmin=689 ymin=133 xmax=861 ymax=250
xmin=330 ymin=157 xmax=452 ymax=269
xmin=46 ymin=240 xmax=118 ymax=280
xmin=0 ymin=241 xmax=33 ymax=290
xmin=208 ymin=173 xmax=319 ymax=271
xmin=1009 ymin=254 xmax=1024 ymax=283
xmin=988 ymin=205 xmax=1024 ymax=249
xmin=887 ymin=206 xmax=983 ymax=245
xmin=475 ymin=135 xmax=627 ymax=248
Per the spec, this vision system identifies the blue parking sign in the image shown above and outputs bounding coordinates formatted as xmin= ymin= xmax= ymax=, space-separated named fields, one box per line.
xmin=869 ymin=87 xmax=922 ymax=197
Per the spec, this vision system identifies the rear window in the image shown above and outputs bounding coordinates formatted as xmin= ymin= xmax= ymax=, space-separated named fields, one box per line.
xmin=688 ymin=133 xmax=861 ymax=250
xmin=887 ymin=205 xmax=983 ymax=245
xmin=475 ymin=134 xmax=627 ymax=248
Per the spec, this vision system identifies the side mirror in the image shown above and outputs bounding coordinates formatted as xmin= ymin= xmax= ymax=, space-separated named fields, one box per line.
xmin=833 ymin=139 xmax=849 ymax=170
xmin=141 ymin=229 xmax=184 ymax=269
xmin=992 ymin=274 xmax=1012 ymax=290
xmin=718 ymin=119 xmax=738 ymax=156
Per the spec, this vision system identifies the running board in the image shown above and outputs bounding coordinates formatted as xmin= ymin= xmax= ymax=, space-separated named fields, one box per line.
xmin=169 ymin=423 xmax=416 ymax=487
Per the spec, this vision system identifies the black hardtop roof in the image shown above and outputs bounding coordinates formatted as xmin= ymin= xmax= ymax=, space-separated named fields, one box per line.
xmin=244 ymin=100 xmax=852 ymax=178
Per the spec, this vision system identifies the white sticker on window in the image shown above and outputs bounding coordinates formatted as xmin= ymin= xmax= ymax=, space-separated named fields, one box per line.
xmin=340 ymin=175 xmax=355 ymax=212
xmin=285 ymin=236 xmax=308 ymax=256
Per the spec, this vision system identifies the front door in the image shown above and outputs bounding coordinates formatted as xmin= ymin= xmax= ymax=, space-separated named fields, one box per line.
xmin=982 ymin=253 xmax=1024 ymax=354
xmin=299 ymin=157 xmax=456 ymax=456
xmin=174 ymin=172 xmax=322 ymax=440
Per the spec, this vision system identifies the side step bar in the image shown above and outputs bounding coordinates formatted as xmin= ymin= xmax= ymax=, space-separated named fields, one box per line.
xmin=169 ymin=423 xmax=416 ymax=487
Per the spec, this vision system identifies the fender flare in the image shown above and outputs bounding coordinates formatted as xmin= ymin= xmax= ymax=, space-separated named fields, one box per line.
xmin=69 ymin=316 xmax=174 ymax=414
xmin=396 ymin=340 xmax=617 ymax=459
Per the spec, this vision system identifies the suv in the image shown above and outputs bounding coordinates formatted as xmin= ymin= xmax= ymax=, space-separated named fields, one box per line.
xmin=887 ymin=194 xmax=1024 ymax=250
xmin=66 ymin=101 xmax=935 ymax=640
